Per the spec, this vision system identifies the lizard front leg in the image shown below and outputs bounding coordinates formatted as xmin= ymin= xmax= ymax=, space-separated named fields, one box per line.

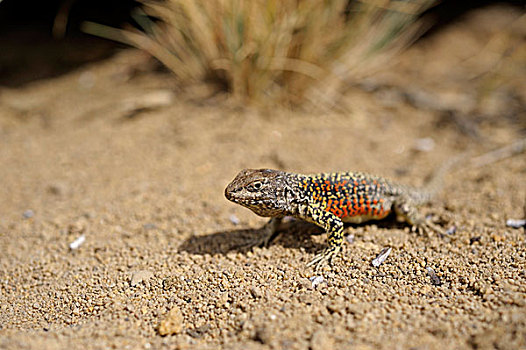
xmin=259 ymin=217 xmax=283 ymax=246
xmin=306 ymin=207 xmax=345 ymax=269
xmin=240 ymin=217 xmax=282 ymax=249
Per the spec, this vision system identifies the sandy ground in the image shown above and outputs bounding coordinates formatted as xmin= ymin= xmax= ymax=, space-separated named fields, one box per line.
xmin=1 ymin=5 xmax=525 ymax=350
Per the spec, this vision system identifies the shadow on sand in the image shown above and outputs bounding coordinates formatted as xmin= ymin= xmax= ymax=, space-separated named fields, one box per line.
xmin=178 ymin=214 xmax=418 ymax=256
xmin=178 ymin=221 xmax=326 ymax=256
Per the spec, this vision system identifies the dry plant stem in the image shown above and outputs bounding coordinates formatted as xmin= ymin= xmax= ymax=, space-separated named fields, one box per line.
xmin=82 ymin=22 xmax=196 ymax=81
xmin=53 ymin=0 xmax=77 ymax=39
xmin=469 ymin=138 xmax=526 ymax=168
xmin=84 ymin=0 xmax=434 ymax=107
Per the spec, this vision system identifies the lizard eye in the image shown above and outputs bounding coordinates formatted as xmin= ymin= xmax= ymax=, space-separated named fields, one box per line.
xmin=249 ymin=181 xmax=263 ymax=191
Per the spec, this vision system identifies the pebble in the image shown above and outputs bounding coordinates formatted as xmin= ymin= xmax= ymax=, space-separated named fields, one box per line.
xmin=162 ymin=276 xmax=177 ymax=290
xmin=130 ymin=270 xmax=154 ymax=287
xmin=121 ymin=90 xmax=175 ymax=118
xmin=157 ymin=306 xmax=184 ymax=336
xmin=69 ymin=234 xmax=86 ymax=250
xmin=309 ymin=276 xmax=325 ymax=288
xmin=229 ymin=214 xmax=240 ymax=225
xmin=47 ymin=183 xmax=66 ymax=196
xmin=187 ymin=324 xmax=210 ymax=338
xmin=426 ymin=267 xmax=442 ymax=286
xmin=446 ymin=226 xmax=457 ymax=235
xmin=143 ymin=223 xmax=157 ymax=230
xmin=506 ymin=219 xmax=526 ymax=229
xmin=250 ymin=286 xmax=263 ymax=299
xmin=22 ymin=210 xmax=34 ymax=219
xmin=469 ymin=236 xmax=482 ymax=245
xmin=413 ymin=137 xmax=435 ymax=152
xmin=372 ymin=247 xmax=392 ymax=267
xmin=254 ymin=326 xmax=274 ymax=344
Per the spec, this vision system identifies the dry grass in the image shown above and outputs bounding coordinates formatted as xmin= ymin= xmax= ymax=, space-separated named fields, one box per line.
xmin=83 ymin=0 xmax=435 ymax=109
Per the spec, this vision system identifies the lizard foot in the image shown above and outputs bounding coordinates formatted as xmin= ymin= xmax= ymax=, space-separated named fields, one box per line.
xmin=412 ymin=219 xmax=444 ymax=236
xmin=307 ymin=246 xmax=341 ymax=270
xmin=238 ymin=233 xmax=280 ymax=250
xmin=238 ymin=224 xmax=281 ymax=250
xmin=394 ymin=198 xmax=445 ymax=236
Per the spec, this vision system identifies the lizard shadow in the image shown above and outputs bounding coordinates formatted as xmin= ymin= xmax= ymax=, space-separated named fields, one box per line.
xmin=177 ymin=217 xmax=411 ymax=256
xmin=177 ymin=220 xmax=326 ymax=256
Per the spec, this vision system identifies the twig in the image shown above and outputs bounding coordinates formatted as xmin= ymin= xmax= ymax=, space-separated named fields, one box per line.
xmin=469 ymin=138 xmax=526 ymax=168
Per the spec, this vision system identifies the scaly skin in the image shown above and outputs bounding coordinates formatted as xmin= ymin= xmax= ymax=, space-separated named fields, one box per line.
xmin=224 ymin=169 xmax=443 ymax=269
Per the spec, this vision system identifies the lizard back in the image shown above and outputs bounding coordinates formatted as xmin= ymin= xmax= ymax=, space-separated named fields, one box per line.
xmin=300 ymin=172 xmax=398 ymax=223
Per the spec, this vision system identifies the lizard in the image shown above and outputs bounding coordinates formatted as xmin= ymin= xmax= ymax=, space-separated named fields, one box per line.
xmin=225 ymin=167 xmax=447 ymax=269
xmin=224 ymin=140 xmax=526 ymax=269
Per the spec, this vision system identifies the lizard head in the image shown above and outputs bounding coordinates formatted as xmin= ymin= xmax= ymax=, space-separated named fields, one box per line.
xmin=225 ymin=169 xmax=290 ymax=217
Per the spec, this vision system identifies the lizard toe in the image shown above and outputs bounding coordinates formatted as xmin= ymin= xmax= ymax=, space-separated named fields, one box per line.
xmin=307 ymin=246 xmax=341 ymax=270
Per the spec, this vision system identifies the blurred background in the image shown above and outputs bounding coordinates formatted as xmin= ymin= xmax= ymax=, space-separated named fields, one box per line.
xmin=1 ymin=0 xmax=524 ymax=99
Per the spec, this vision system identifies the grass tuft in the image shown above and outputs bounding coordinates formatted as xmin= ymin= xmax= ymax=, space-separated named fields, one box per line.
xmin=83 ymin=0 xmax=435 ymax=109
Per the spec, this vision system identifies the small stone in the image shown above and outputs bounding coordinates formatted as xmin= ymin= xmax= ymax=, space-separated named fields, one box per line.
xmin=413 ymin=137 xmax=435 ymax=152
xmin=445 ymin=226 xmax=457 ymax=235
xmin=347 ymin=303 xmax=366 ymax=316
xmin=250 ymin=286 xmax=262 ymax=299
xmin=68 ymin=221 xmax=86 ymax=234
xmin=217 ymin=292 xmax=229 ymax=307
xmin=163 ymin=276 xmax=178 ymax=290
xmin=69 ymin=234 xmax=86 ymax=250
xmin=506 ymin=219 xmax=526 ymax=229
xmin=309 ymin=276 xmax=325 ymax=289
xmin=143 ymin=223 xmax=156 ymax=230
xmin=22 ymin=210 xmax=34 ymax=219
xmin=130 ymin=270 xmax=154 ymax=287
xmin=491 ymin=233 xmax=505 ymax=242
xmin=157 ymin=306 xmax=184 ymax=336
xmin=469 ymin=236 xmax=482 ymax=245
xmin=326 ymin=301 xmax=345 ymax=315
xmin=47 ymin=183 xmax=66 ymax=196
xmin=426 ymin=267 xmax=442 ymax=286
xmin=234 ymin=269 xmax=245 ymax=279
xmin=229 ymin=214 xmax=240 ymax=225
xmin=372 ymin=247 xmax=392 ymax=267
xmin=187 ymin=324 xmax=210 ymax=338
xmin=298 ymin=279 xmax=311 ymax=290
xmin=254 ymin=326 xmax=273 ymax=344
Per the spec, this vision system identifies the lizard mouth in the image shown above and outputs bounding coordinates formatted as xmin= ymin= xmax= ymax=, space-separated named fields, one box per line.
xmin=226 ymin=193 xmax=260 ymax=206
xmin=224 ymin=188 xmax=271 ymax=209
xmin=225 ymin=183 xmax=261 ymax=204
xmin=224 ymin=189 xmax=253 ymax=205
xmin=224 ymin=186 xmax=240 ymax=202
